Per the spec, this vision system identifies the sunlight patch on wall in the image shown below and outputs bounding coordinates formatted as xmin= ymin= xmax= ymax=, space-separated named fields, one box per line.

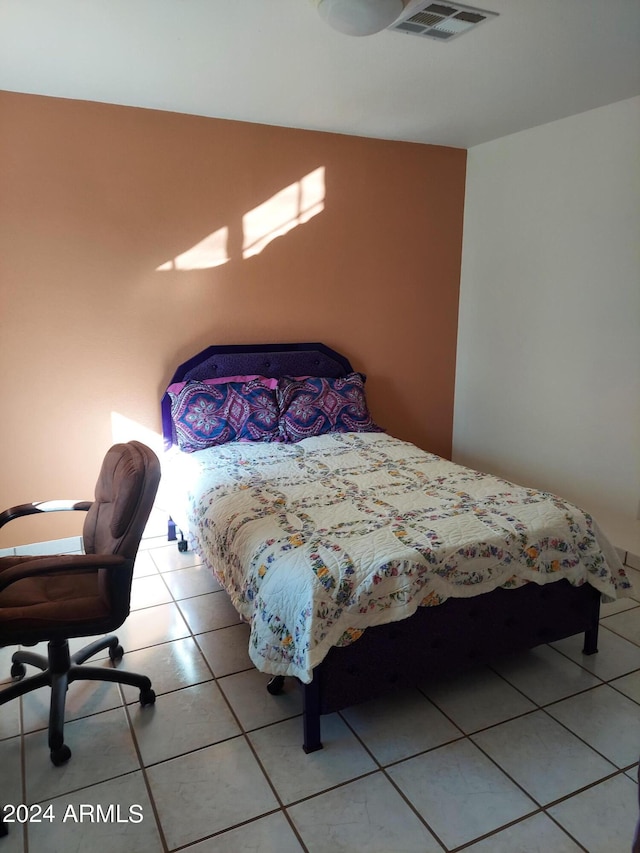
xmin=111 ymin=412 xmax=172 ymax=533
xmin=154 ymin=167 xmax=325 ymax=271
xmin=156 ymin=226 xmax=229 ymax=271
xmin=242 ymin=167 xmax=325 ymax=260
xmin=111 ymin=412 xmax=163 ymax=456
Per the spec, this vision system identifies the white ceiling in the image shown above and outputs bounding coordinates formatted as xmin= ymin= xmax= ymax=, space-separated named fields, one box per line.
xmin=1 ymin=0 xmax=639 ymax=148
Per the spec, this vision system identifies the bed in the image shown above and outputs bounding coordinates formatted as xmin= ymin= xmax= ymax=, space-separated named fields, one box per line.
xmin=160 ymin=342 xmax=633 ymax=752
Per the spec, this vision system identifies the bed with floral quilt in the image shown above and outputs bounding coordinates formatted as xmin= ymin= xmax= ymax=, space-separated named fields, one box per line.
xmin=160 ymin=343 xmax=633 ymax=752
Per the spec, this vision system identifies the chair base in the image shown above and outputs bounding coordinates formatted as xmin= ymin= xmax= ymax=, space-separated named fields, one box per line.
xmin=0 ymin=636 xmax=155 ymax=765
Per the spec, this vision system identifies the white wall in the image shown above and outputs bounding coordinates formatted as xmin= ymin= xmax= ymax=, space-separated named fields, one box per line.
xmin=453 ymin=97 xmax=640 ymax=552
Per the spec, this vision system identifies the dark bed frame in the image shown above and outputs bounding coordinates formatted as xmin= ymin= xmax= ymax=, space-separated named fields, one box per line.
xmin=161 ymin=342 xmax=600 ymax=752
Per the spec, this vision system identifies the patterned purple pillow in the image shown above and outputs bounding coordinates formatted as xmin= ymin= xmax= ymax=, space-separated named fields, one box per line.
xmin=170 ymin=379 xmax=280 ymax=452
xmin=277 ymin=373 xmax=383 ymax=443
xmin=166 ymin=374 xmax=278 ymax=396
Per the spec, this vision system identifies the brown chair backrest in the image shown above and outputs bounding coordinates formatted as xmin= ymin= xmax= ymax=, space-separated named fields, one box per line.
xmin=83 ymin=442 xmax=160 ymax=558
xmin=82 ymin=441 xmax=161 ymax=622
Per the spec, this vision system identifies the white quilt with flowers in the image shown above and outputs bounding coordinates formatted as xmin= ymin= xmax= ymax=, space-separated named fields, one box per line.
xmin=162 ymin=432 xmax=633 ymax=683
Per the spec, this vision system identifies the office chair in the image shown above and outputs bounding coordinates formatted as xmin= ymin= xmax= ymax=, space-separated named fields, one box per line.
xmin=0 ymin=441 xmax=161 ymax=766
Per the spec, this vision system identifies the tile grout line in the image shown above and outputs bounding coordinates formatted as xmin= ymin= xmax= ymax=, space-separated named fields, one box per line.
xmin=119 ymin=683 xmax=171 ymax=853
xmin=161 ymin=570 xmax=313 ymax=853
xmin=336 ymin=703 xmax=454 ymax=851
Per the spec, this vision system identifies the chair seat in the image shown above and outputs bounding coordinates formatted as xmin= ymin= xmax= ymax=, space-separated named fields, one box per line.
xmin=0 ymin=556 xmax=110 ymax=639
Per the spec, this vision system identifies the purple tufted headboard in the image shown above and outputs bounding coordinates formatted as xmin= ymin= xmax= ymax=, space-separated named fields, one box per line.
xmin=161 ymin=342 xmax=354 ymax=450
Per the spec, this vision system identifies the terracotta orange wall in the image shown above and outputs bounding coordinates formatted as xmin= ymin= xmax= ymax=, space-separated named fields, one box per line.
xmin=0 ymin=90 xmax=466 ymax=547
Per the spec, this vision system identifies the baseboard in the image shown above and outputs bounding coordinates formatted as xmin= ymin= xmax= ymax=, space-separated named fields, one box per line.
xmin=1 ymin=536 xmax=83 ymax=558
xmin=0 ymin=520 xmax=167 ymax=559
xmin=15 ymin=536 xmax=84 ymax=556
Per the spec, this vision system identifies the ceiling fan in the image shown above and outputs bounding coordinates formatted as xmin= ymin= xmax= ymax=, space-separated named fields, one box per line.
xmin=312 ymin=0 xmax=406 ymax=35
xmin=311 ymin=0 xmax=498 ymax=40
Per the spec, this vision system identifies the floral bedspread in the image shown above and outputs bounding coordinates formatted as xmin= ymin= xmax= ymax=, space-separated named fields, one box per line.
xmin=163 ymin=432 xmax=633 ymax=683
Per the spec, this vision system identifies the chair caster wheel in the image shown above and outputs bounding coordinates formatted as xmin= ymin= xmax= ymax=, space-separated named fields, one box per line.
xmin=50 ymin=744 xmax=72 ymax=766
xmin=10 ymin=662 xmax=26 ymax=680
xmin=140 ymin=688 xmax=156 ymax=707
xmin=267 ymin=676 xmax=285 ymax=695
xmin=109 ymin=644 xmax=124 ymax=663
xmin=177 ymin=540 xmax=188 ymax=552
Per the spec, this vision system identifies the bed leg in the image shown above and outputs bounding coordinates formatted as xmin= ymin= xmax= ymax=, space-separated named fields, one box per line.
xmin=168 ymin=517 xmax=189 ymax=550
xmin=302 ymin=677 xmax=323 ymax=753
xmin=582 ymin=588 xmax=601 ymax=655
xmin=583 ymin=623 xmax=599 ymax=655
xmin=267 ymin=675 xmax=285 ymax=695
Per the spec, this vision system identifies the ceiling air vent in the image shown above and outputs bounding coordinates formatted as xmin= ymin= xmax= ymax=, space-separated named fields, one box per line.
xmin=388 ymin=2 xmax=498 ymax=41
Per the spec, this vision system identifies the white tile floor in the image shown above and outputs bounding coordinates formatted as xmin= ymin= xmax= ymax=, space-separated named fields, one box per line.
xmin=1 ymin=540 xmax=639 ymax=853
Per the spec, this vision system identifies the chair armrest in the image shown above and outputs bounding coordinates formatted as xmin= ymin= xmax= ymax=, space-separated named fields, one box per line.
xmin=0 ymin=553 xmax=128 ymax=593
xmin=0 ymin=500 xmax=92 ymax=530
